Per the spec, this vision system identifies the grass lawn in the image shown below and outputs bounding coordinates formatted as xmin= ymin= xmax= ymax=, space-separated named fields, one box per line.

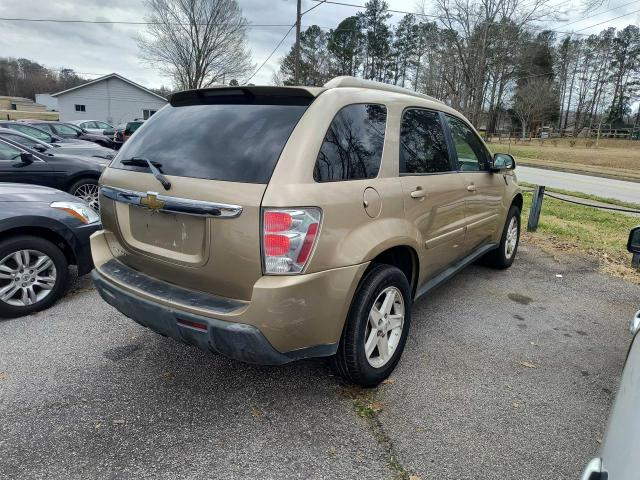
xmin=522 ymin=190 xmax=640 ymax=284
xmin=489 ymin=138 xmax=640 ymax=182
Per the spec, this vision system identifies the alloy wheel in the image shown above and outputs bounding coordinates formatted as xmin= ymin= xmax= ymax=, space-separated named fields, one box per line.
xmin=364 ymin=286 xmax=405 ymax=368
xmin=0 ymin=249 xmax=57 ymax=307
xmin=505 ymin=216 xmax=519 ymax=259
xmin=73 ymin=183 xmax=100 ymax=211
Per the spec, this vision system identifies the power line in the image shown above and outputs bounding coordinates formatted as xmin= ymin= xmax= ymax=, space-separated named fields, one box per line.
xmin=0 ymin=17 xmax=291 ymax=27
xmin=308 ymin=0 xmax=638 ymax=36
xmin=243 ymin=24 xmax=296 ymax=84
xmin=560 ymin=0 xmax=640 ymax=28
xmin=302 ymin=0 xmax=329 ymax=16
xmin=574 ymin=7 xmax=640 ymax=31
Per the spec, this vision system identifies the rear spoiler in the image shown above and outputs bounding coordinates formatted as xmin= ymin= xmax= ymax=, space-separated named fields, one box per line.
xmin=169 ymin=86 xmax=321 ymax=107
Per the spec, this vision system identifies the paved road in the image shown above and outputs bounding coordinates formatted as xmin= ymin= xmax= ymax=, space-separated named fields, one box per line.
xmin=1 ymin=245 xmax=638 ymax=479
xmin=517 ymin=166 xmax=640 ymax=204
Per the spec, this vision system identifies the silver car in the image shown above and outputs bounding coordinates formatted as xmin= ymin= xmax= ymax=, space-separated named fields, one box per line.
xmin=581 ymin=227 xmax=640 ymax=480
xmin=68 ymin=119 xmax=114 ymax=135
xmin=0 ymin=128 xmax=114 ymax=160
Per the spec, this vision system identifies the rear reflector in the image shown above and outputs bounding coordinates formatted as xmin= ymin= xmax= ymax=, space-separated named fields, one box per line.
xmin=177 ymin=318 xmax=208 ymax=332
xmin=296 ymin=223 xmax=319 ymax=264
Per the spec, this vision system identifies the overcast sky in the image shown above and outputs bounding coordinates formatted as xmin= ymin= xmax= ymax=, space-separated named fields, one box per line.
xmin=0 ymin=0 xmax=639 ymax=90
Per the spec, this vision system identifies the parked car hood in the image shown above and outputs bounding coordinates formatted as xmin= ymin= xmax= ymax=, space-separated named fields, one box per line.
xmin=0 ymin=183 xmax=77 ymax=203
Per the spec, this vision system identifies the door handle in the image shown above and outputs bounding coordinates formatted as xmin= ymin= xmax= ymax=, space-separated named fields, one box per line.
xmin=466 ymin=184 xmax=477 ymax=192
xmin=410 ymin=187 xmax=426 ymax=199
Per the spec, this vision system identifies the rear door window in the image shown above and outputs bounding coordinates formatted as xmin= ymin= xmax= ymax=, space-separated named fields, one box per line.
xmin=400 ymin=109 xmax=452 ymax=174
xmin=313 ymin=104 xmax=387 ymax=182
xmin=113 ymin=103 xmax=309 ymax=184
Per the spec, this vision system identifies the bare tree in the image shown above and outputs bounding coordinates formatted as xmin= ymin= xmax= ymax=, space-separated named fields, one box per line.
xmin=138 ymin=0 xmax=254 ymax=90
xmin=424 ymin=0 xmax=559 ymax=124
xmin=511 ymin=78 xmax=557 ymax=138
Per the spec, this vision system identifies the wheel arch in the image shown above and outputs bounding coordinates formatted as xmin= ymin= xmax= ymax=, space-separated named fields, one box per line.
xmin=511 ymin=193 xmax=523 ymax=212
xmin=66 ymin=172 xmax=101 ymax=193
xmin=0 ymin=224 xmax=77 ymax=267
xmin=368 ymin=245 xmax=419 ymax=299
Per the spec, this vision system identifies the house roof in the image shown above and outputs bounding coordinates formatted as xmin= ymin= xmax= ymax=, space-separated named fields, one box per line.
xmin=51 ymin=73 xmax=167 ymax=101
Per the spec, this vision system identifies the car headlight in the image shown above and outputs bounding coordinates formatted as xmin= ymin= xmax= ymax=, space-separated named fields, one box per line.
xmin=51 ymin=201 xmax=100 ymax=224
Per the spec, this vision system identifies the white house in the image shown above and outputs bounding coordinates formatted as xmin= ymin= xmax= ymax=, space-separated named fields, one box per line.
xmin=46 ymin=73 xmax=168 ymax=125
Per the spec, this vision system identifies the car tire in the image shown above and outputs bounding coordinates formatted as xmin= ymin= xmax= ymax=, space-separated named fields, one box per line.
xmin=331 ymin=263 xmax=412 ymax=387
xmin=484 ymin=205 xmax=521 ymax=269
xmin=69 ymin=178 xmax=100 ymax=211
xmin=0 ymin=236 xmax=69 ymax=318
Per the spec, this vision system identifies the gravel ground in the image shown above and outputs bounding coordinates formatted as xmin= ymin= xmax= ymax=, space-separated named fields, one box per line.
xmin=0 ymin=243 xmax=637 ymax=480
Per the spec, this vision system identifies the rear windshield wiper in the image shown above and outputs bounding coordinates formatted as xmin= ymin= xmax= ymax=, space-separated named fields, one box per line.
xmin=120 ymin=157 xmax=171 ymax=191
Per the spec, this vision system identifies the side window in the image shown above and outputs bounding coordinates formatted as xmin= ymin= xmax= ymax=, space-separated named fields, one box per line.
xmin=3 ymin=133 xmax=37 ymax=148
xmin=34 ymin=124 xmax=53 ymax=134
xmin=445 ymin=116 xmax=490 ymax=171
xmin=11 ymin=125 xmax=51 ymax=142
xmin=0 ymin=142 xmax=22 ymax=161
xmin=400 ymin=109 xmax=451 ymax=174
xmin=313 ymin=104 xmax=387 ymax=182
xmin=53 ymin=124 xmax=79 ymax=136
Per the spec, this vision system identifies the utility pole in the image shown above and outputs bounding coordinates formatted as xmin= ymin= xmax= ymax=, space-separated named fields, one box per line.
xmin=295 ymin=0 xmax=302 ymax=85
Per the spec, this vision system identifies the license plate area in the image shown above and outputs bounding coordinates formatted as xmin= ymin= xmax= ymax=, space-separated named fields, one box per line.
xmin=114 ymin=202 xmax=210 ymax=265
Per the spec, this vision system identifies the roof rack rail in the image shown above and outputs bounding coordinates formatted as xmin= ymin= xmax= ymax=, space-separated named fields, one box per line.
xmin=323 ymin=76 xmax=443 ymax=104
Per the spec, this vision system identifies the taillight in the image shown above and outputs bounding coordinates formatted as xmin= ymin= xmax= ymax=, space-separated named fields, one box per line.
xmin=262 ymin=208 xmax=322 ymax=274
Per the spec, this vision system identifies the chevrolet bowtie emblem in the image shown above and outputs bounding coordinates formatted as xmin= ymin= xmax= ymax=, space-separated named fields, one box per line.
xmin=140 ymin=193 xmax=165 ymax=211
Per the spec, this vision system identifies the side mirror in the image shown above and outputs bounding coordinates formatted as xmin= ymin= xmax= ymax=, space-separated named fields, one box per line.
xmin=491 ymin=153 xmax=516 ymax=172
xmin=13 ymin=152 xmax=34 ymax=166
xmin=629 ymin=226 xmax=640 ymax=271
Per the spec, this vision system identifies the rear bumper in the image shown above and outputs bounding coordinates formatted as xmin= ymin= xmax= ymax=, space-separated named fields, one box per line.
xmin=91 ymin=230 xmax=368 ymax=364
xmin=92 ymin=269 xmax=333 ymax=365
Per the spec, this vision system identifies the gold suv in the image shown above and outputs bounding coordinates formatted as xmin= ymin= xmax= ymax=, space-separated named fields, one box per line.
xmin=91 ymin=77 xmax=522 ymax=386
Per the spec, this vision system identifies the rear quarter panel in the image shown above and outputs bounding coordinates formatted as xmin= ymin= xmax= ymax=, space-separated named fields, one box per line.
xmin=263 ymin=88 xmax=423 ymax=275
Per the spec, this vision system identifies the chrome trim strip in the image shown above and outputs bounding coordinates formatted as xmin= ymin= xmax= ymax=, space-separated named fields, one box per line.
xmin=425 ymin=227 xmax=465 ymax=249
xmin=100 ymin=186 xmax=243 ymax=218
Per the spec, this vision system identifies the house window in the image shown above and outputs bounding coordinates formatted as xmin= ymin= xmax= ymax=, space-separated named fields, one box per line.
xmin=10 ymin=104 xmax=17 ymax=110
xmin=75 ymin=104 xmax=86 ymax=112
xmin=143 ymin=109 xmax=157 ymax=120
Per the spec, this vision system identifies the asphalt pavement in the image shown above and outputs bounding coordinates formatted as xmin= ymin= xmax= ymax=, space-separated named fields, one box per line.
xmin=1 ymin=244 xmax=638 ymax=479
xmin=517 ymin=166 xmax=640 ymax=204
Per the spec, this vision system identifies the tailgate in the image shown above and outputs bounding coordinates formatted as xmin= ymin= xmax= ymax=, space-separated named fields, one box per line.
xmin=96 ymin=86 xmax=316 ymax=301
xmin=99 ymin=168 xmax=265 ymax=301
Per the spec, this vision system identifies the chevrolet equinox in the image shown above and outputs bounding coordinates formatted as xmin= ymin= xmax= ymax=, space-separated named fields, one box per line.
xmin=91 ymin=77 xmax=522 ymax=387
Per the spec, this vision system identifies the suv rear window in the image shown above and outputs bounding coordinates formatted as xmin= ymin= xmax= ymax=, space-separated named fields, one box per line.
xmin=112 ymin=102 xmax=309 ymax=184
xmin=313 ymin=104 xmax=387 ymax=182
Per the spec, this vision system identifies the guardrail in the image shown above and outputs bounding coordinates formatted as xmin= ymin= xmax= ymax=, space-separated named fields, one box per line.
xmin=527 ymin=185 xmax=640 ymax=232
